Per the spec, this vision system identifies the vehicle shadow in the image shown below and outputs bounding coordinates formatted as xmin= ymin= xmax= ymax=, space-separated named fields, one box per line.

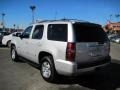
xmin=53 ymin=59 xmax=120 ymax=90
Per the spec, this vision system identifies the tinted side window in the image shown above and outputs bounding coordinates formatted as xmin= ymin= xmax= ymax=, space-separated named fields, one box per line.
xmin=32 ymin=25 xmax=44 ymax=39
xmin=47 ymin=24 xmax=67 ymax=41
xmin=22 ymin=26 xmax=32 ymax=38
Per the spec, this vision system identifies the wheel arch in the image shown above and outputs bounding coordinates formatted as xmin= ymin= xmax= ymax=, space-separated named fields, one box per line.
xmin=7 ymin=40 xmax=11 ymax=46
xmin=38 ymin=51 xmax=54 ymax=64
xmin=10 ymin=43 xmax=16 ymax=52
xmin=11 ymin=43 xmax=15 ymax=47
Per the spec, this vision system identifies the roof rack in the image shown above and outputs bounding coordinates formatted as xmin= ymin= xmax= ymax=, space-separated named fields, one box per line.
xmin=36 ymin=19 xmax=89 ymax=23
xmin=60 ymin=18 xmax=88 ymax=22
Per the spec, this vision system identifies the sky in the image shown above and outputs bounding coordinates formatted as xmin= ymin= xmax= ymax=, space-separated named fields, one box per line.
xmin=0 ymin=0 xmax=120 ymax=29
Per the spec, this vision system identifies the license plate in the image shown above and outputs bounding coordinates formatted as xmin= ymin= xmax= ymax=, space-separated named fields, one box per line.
xmin=89 ymin=47 xmax=101 ymax=56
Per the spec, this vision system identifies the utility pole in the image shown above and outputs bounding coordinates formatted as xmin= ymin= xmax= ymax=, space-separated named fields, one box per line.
xmin=30 ymin=5 xmax=36 ymax=23
xmin=115 ymin=14 xmax=120 ymax=21
xmin=13 ymin=24 xmax=16 ymax=32
xmin=55 ymin=11 xmax=57 ymax=20
xmin=2 ymin=13 xmax=5 ymax=32
xmin=109 ymin=14 xmax=112 ymax=21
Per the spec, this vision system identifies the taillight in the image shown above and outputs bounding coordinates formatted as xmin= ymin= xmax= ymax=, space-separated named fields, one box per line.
xmin=66 ymin=42 xmax=75 ymax=61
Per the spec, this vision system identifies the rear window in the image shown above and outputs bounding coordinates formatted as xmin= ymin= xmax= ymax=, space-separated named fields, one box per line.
xmin=47 ymin=24 xmax=67 ymax=42
xmin=73 ymin=23 xmax=108 ymax=42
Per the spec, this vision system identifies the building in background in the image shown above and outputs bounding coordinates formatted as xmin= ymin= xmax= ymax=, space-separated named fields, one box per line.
xmin=103 ymin=21 xmax=120 ymax=34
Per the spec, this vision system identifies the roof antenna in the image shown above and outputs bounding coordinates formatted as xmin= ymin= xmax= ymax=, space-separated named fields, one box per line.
xmin=54 ymin=11 xmax=57 ymax=20
xmin=62 ymin=16 xmax=67 ymax=21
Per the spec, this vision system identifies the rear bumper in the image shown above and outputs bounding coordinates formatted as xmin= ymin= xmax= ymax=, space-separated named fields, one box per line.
xmin=55 ymin=56 xmax=111 ymax=76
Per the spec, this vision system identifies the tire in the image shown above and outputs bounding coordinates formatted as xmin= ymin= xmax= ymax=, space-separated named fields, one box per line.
xmin=11 ymin=46 xmax=19 ymax=62
xmin=40 ymin=56 xmax=57 ymax=82
xmin=7 ymin=40 xmax=11 ymax=47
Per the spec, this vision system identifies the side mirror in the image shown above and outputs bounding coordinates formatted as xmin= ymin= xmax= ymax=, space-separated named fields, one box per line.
xmin=19 ymin=34 xmax=24 ymax=39
xmin=19 ymin=33 xmax=29 ymax=39
xmin=13 ymin=33 xmax=22 ymax=37
xmin=16 ymin=33 xmax=22 ymax=37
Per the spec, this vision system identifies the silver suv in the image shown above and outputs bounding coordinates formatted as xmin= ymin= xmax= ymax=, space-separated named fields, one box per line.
xmin=11 ymin=19 xmax=111 ymax=82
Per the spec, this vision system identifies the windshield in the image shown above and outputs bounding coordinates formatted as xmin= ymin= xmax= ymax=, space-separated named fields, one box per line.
xmin=73 ymin=23 xmax=108 ymax=43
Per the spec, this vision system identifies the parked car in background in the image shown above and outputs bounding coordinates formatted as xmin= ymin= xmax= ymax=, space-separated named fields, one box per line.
xmin=114 ymin=38 xmax=120 ymax=43
xmin=108 ymin=34 xmax=116 ymax=40
xmin=111 ymin=35 xmax=120 ymax=43
xmin=0 ymin=32 xmax=10 ymax=44
xmin=2 ymin=32 xmax=22 ymax=47
xmin=2 ymin=33 xmax=12 ymax=47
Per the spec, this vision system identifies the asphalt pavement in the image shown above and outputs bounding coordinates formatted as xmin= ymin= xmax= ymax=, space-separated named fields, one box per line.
xmin=0 ymin=43 xmax=120 ymax=90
